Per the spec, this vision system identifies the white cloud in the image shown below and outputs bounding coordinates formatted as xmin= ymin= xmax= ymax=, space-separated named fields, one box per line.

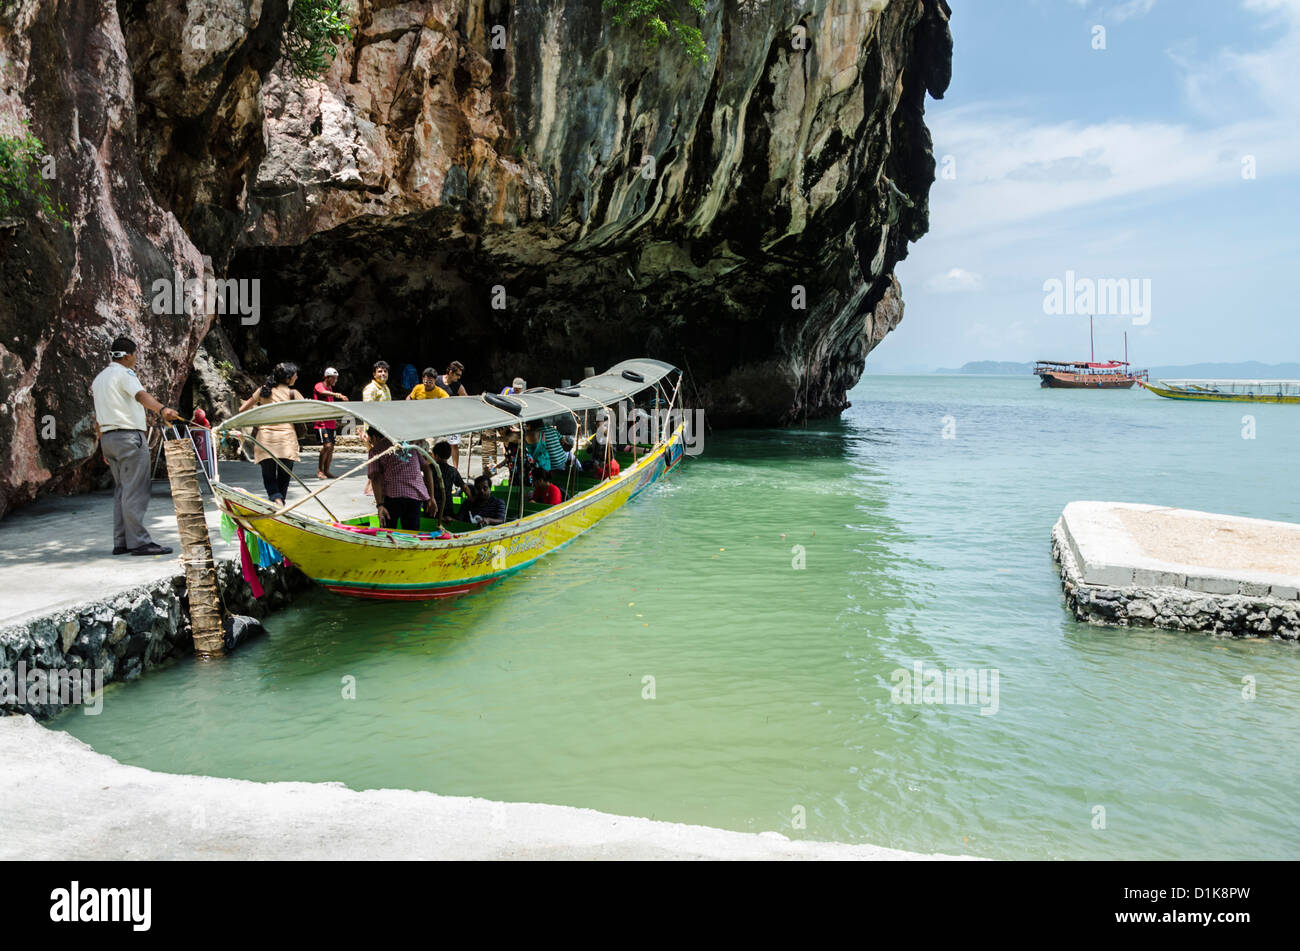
xmin=1062 ymin=0 xmax=1159 ymax=18
xmin=926 ymin=0 xmax=1300 ymax=243
xmin=1083 ymin=229 xmax=1138 ymax=254
xmin=1110 ymin=0 xmax=1158 ymax=23
xmin=891 ymin=0 xmax=1300 ymax=369
xmin=1174 ymin=0 xmax=1300 ymax=120
xmin=924 ymin=267 xmax=984 ymax=293
xmin=928 ymin=109 xmax=1288 ymax=241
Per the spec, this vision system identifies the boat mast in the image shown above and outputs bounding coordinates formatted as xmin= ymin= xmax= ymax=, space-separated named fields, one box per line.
xmin=1124 ymin=331 xmax=1128 ymax=366
xmin=1090 ymin=315 xmax=1095 ymax=363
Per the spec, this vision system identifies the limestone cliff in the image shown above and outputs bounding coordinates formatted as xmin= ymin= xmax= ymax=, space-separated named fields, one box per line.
xmin=0 ymin=0 xmax=951 ymax=516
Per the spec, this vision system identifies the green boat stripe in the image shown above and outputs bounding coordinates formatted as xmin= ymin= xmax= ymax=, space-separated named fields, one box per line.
xmin=316 ymin=461 xmax=673 ymax=591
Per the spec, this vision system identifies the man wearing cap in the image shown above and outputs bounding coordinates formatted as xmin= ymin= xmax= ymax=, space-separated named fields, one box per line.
xmin=91 ymin=336 xmax=181 ymax=556
xmin=313 ymin=368 xmax=345 ymax=479
xmin=500 ymin=377 xmax=526 ymax=396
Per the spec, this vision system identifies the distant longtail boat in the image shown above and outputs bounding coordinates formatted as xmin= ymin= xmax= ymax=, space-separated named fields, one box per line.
xmin=1139 ymin=379 xmax=1300 ymax=404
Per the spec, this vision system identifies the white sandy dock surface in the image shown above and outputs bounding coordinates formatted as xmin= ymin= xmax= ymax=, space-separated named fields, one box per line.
xmin=1057 ymin=501 xmax=1300 ymax=599
xmin=0 ymin=455 xmax=376 ymax=627
xmin=0 ymin=717 xmax=972 ymax=861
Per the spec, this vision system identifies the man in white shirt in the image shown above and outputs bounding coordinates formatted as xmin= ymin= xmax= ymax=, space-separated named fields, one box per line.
xmin=91 ymin=336 xmax=181 ymax=555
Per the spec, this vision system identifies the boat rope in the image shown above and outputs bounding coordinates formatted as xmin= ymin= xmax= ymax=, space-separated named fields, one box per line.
xmin=234 ymin=440 xmax=396 ymax=523
xmin=207 ymin=420 xmax=341 ymax=522
xmin=681 ymin=358 xmax=711 ymax=434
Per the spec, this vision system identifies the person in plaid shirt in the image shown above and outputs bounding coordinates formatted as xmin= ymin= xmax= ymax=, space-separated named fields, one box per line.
xmin=367 ymin=433 xmax=437 ymax=530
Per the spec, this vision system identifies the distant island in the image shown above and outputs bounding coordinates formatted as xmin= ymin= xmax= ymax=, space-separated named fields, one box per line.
xmin=935 ymin=361 xmax=1300 ymax=378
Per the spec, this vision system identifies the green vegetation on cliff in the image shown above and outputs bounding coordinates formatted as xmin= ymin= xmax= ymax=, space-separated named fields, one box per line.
xmin=0 ymin=124 xmax=67 ymax=225
xmin=604 ymin=0 xmax=709 ymax=64
xmin=284 ymin=0 xmax=353 ymax=78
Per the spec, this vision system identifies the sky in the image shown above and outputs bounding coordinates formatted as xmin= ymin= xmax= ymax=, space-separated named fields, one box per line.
xmin=883 ymin=0 xmax=1300 ymax=371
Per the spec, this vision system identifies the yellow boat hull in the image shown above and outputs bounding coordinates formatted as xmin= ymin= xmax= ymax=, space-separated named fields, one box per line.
xmin=1140 ymin=381 xmax=1300 ymax=404
xmin=216 ymin=424 xmax=686 ymax=600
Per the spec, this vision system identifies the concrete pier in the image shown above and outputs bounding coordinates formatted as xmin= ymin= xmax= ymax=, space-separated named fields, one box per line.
xmin=0 ymin=454 xmax=373 ymax=628
xmin=0 ymin=455 xmax=375 ymax=716
xmin=1053 ymin=502 xmax=1300 ymax=638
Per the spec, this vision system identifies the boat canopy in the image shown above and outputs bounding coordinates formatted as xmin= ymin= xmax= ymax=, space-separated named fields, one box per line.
xmin=1036 ymin=360 xmax=1129 ymax=369
xmin=216 ymin=358 xmax=680 ymax=443
xmin=1157 ymin=378 xmax=1300 ymax=394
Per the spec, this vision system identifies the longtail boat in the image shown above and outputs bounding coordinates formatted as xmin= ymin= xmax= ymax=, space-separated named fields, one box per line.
xmin=210 ymin=359 xmax=689 ymax=600
xmin=1139 ymin=379 xmax=1300 ymax=404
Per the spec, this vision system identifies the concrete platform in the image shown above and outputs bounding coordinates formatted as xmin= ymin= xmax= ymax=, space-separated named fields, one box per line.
xmin=1057 ymin=502 xmax=1300 ymax=600
xmin=0 ymin=451 xmax=373 ymax=627
xmin=1053 ymin=502 xmax=1300 ymax=638
xmin=0 ymin=716 xmax=973 ymax=861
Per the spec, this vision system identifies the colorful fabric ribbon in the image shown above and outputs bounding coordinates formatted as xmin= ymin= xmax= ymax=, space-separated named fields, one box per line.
xmin=235 ymin=525 xmax=265 ymax=599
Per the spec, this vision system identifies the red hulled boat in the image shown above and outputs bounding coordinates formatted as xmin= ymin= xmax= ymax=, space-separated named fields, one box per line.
xmin=1035 ymin=319 xmax=1147 ymax=389
xmin=1034 ymin=360 xmax=1148 ymax=388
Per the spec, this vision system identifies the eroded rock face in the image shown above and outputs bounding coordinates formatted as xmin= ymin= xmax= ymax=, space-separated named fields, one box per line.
xmin=225 ymin=0 xmax=951 ymax=423
xmin=0 ymin=0 xmax=951 ymax=516
xmin=0 ymin=0 xmax=215 ymax=515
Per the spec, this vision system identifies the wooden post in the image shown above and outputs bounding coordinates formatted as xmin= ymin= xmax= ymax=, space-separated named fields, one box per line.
xmin=163 ymin=435 xmax=225 ymax=656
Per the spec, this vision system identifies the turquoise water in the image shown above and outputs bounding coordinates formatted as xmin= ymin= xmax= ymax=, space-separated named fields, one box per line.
xmin=55 ymin=376 xmax=1300 ymax=859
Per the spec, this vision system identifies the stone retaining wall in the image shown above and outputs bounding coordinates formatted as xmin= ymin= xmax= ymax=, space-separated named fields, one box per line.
xmin=1 ymin=560 xmax=312 ymax=718
xmin=1052 ymin=521 xmax=1300 ymax=639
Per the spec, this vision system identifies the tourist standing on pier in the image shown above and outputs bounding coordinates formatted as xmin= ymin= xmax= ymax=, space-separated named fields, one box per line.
xmin=91 ymin=336 xmax=181 ymax=556
xmin=407 ymin=367 xmax=447 ymax=400
xmin=238 ymin=363 xmax=304 ymax=507
xmin=360 ymin=361 xmax=391 ymax=496
xmin=362 ymin=361 xmax=391 ymax=402
xmin=437 ymin=361 xmax=469 ymax=469
xmin=438 ymin=361 xmax=468 ymax=397
xmin=313 ymin=367 xmax=344 ymax=479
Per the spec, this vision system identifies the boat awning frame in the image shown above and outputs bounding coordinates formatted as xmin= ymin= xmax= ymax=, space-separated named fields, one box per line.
xmin=1035 ymin=360 xmax=1131 ymax=369
xmin=215 ymin=358 xmax=681 ymax=444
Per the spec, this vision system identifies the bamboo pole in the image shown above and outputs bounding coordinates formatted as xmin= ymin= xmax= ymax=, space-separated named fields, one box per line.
xmin=163 ymin=436 xmax=225 ymax=656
